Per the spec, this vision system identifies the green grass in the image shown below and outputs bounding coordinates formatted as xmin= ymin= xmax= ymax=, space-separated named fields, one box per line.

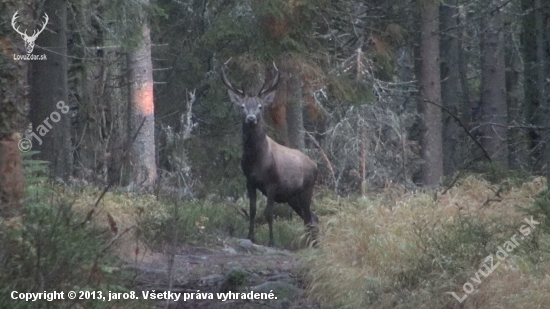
xmin=140 ymin=197 xmax=308 ymax=250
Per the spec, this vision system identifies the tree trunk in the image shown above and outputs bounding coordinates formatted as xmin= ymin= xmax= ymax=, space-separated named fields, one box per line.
xmin=286 ymin=69 xmax=305 ymax=151
xmin=544 ymin=0 xmax=550 ymax=186
xmin=29 ymin=0 xmax=72 ymax=181
xmin=0 ymin=4 xmax=30 ymax=216
xmin=71 ymin=3 xmax=115 ymax=184
xmin=126 ymin=15 xmax=157 ymax=190
xmin=0 ymin=137 xmax=24 ymax=217
xmin=521 ymin=0 xmax=547 ymax=172
xmin=506 ymin=27 xmax=526 ymax=170
xmin=532 ymin=0 xmax=548 ymax=184
xmin=479 ymin=9 xmax=508 ymax=166
xmin=440 ymin=1 xmax=464 ymax=176
xmin=417 ymin=1 xmax=443 ymax=188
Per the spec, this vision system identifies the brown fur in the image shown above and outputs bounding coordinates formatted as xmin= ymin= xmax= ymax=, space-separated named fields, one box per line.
xmin=222 ymin=64 xmax=318 ymax=246
xmin=0 ymin=134 xmax=25 ymax=217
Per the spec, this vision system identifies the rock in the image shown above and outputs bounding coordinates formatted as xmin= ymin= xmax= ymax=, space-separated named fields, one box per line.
xmin=200 ymin=273 xmax=224 ymax=285
xmin=250 ymin=281 xmax=300 ymax=301
xmin=218 ymin=268 xmax=251 ymax=293
xmin=237 ymin=238 xmax=254 ymax=249
xmin=265 ymin=247 xmax=293 ymax=256
xmin=227 ymin=261 xmax=241 ymax=268
xmin=267 ymin=273 xmax=297 ymax=285
xmin=223 ymin=246 xmax=237 ymax=254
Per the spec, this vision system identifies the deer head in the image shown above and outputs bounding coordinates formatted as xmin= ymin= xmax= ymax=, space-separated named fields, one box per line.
xmin=221 ymin=62 xmax=280 ymax=125
xmin=12 ymin=11 xmax=49 ymax=54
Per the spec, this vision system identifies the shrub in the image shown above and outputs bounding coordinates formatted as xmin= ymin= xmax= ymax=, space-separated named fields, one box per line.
xmin=0 ymin=154 xmax=145 ymax=308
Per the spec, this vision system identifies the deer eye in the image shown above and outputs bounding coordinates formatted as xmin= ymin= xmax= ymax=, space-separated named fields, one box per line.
xmin=258 ymin=105 xmax=263 ymax=110
xmin=241 ymin=104 xmax=245 ymax=109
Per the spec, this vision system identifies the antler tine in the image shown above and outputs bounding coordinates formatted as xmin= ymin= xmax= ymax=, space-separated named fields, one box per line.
xmin=31 ymin=13 xmax=48 ymax=38
xmin=258 ymin=61 xmax=281 ymax=96
xmin=40 ymin=13 xmax=49 ymax=31
xmin=221 ymin=63 xmax=244 ymax=95
xmin=11 ymin=11 xmax=27 ymax=36
xmin=270 ymin=61 xmax=280 ymax=89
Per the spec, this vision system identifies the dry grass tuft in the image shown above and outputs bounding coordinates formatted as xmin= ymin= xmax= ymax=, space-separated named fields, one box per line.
xmin=302 ymin=175 xmax=550 ymax=309
xmin=61 ymin=185 xmax=164 ymax=263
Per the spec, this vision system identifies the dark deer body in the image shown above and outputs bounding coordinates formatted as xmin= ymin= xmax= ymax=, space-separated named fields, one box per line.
xmin=222 ymin=63 xmax=318 ymax=247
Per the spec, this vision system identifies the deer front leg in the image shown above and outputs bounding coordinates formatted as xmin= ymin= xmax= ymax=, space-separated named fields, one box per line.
xmin=265 ymin=193 xmax=275 ymax=247
xmin=247 ymin=181 xmax=257 ymax=242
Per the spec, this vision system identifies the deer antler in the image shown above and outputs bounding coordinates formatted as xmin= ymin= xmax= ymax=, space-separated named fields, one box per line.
xmin=11 ymin=11 xmax=27 ymax=37
xmin=258 ymin=62 xmax=280 ymax=96
xmin=30 ymin=13 xmax=49 ymax=39
xmin=221 ymin=60 xmax=245 ymax=96
xmin=11 ymin=11 xmax=49 ymax=39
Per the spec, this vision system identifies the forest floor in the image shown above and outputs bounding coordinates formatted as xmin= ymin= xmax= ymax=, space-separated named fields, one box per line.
xmin=131 ymin=239 xmax=321 ymax=309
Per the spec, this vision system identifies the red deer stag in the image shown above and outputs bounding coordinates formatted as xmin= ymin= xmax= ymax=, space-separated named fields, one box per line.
xmin=221 ymin=62 xmax=318 ymax=247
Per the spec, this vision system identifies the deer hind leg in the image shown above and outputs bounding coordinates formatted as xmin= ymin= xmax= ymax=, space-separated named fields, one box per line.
xmin=291 ymin=189 xmax=319 ymax=246
xmin=287 ymin=196 xmax=305 ymax=221
xmin=247 ymin=181 xmax=257 ymax=242
xmin=265 ymin=193 xmax=276 ymax=247
xmin=288 ymin=190 xmax=319 ymax=226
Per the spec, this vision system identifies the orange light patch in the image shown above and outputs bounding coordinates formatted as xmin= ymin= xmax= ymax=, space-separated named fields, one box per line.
xmin=133 ymin=82 xmax=154 ymax=115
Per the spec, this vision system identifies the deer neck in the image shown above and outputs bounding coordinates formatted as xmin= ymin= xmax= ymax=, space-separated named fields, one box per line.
xmin=242 ymin=118 xmax=268 ymax=156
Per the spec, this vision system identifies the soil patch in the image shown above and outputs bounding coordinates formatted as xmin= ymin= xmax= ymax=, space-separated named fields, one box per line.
xmin=132 ymin=239 xmax=321 ymax=309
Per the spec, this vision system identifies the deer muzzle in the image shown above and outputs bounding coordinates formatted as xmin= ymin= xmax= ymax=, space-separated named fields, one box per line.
xmin=246 ymin=115 xmax=257 ymax=124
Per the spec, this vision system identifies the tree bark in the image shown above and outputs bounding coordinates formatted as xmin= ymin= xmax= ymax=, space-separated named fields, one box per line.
xmin=544 ymin=0 xmax=550 ymax=186
xmin=521 ymin=0 xmax=547 ymax=172
xmin=0 ymin=4 xmax=33 ymax=217
xmin=286 ymin=69 xmax=305 ymax=151
xmin=29 ymin=0 xmax=72 ymax=181
xmin=479 ymin=8 xmax=508 ymax=166
xmin=505 ymin=23 xmax=526 ymax=170
xmin=0 ymin=136 xmax=25 ymax=217
xmin=126 ymin=15 xmax=157 ymax=190
xmin=532 ymin=0 xmax=548 ymax=184
xmin=440 ymin=1 xmax=464 ymax=176
xmin=417 ymin=1 xmax=443 ymax=188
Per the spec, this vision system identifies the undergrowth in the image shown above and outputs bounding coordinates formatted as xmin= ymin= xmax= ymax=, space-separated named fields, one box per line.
xmin=7 ymin=152 xmax=548 ymax=309
xmin=301 ymin=175 xmax=550 ymax=309
xmin=0 ymin=152 xmax=147 ymax=309
xmin=140 ymin=197 xmax=307 ymax=250
xmin=0 ymin=153 xmax=307 ymax=308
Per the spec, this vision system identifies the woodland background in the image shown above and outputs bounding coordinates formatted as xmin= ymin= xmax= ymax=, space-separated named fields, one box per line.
xmin=0 ymin=0 xmax=550 ymax=308
xmin=1 ymin=0 xmax=548 ymax=201
xmin=0 ymin=0 xmax=550 ymax=196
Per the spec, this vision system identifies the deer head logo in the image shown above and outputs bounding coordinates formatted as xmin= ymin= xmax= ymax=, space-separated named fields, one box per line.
xmin=11 ymin=11 xmax=49 ymax=54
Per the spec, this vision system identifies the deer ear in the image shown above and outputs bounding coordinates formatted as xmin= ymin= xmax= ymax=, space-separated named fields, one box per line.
xmin=260 ymin=89 xmax=277 ymax=106
xmin=227 ymin=89 xmax=243 ymax=106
